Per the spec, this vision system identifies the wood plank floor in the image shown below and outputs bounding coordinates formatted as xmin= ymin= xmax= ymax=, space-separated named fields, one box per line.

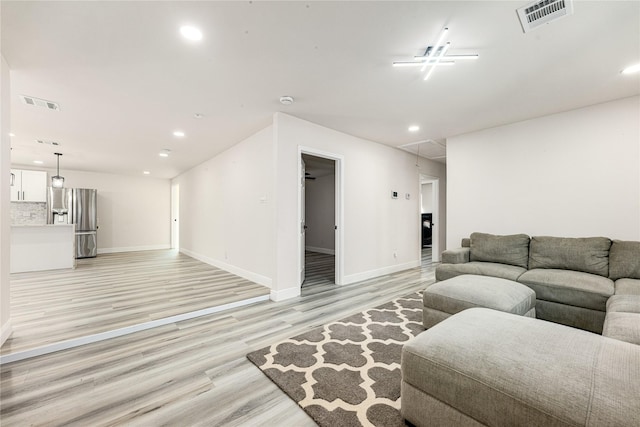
xmin=2 ymin=250 xmax=270 ymax=355
xmin=0 ymin=249 xmax=436 ymax=426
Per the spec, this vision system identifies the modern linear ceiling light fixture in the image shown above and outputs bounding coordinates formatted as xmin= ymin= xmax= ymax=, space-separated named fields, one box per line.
xmin=52 ymin=153 xmax=65 ymax=188
xmin=393 ymin=27 xmax=478 ymax=81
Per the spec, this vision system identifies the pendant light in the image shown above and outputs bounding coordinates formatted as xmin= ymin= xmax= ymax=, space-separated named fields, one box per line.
xmin=52 ymin=152 xmax=65 ymax=188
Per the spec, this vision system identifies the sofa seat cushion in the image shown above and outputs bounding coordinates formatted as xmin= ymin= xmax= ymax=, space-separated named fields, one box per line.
xmin=603 ymin=313 xmax=640 ymax=345
xmin=518 ymin=269 xmax=614 ymax=311
xmin=609 ymin=240 xmax=640 ymax=280
xmin=469 ymin=232 xmax=530 ymax=269
xmin=435 ymin=262 xmax=526 ymax=282
xmin=401 ymin=308 xmax=640 ymax=426
xmin=615 ymin=278 xmax=640 ymax=295
xmin=607 ymin=294 xmax=640 ymax=314
xmin=528 ymin=236 xmax=611 ymax=277
xmin=423 ymin=274 xmax=535 ymax=328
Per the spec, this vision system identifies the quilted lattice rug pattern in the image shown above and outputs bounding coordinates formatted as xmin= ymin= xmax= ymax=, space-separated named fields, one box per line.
xmin=246 ymin=292 xmax=424 ymax=427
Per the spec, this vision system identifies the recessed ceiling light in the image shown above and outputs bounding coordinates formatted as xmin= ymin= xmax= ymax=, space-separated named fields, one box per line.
xmin=622 ymin=63 xmax=640 ymax=75
xmin=173 ymin=130 xmax=185 ymax=137
xmin=194 ymin=113 xmax=204 ymax=119
xmin=159 ymin=149 xmax=171 ymax=158
xmin=9 ymin=133 xmax=15 ymax=137
xmin=408 ymin=125 xmax=420 ymax=132
xmin=143 ymin=171 xmax=151 ymax=175
xmin=180 ymin=25 xmax=203 ymax=42
xmin=33 ymin=160 xmax=44 ymax=165
xmin=280 ymin=96 xmax=294 ymax=105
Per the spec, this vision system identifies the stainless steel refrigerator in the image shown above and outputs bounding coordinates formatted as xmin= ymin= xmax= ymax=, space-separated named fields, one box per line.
xmin=72 ymin=188 xmax=98 ymax=258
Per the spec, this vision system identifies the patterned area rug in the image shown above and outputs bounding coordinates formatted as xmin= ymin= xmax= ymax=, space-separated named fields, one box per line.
xmin=246 ymin=292 xmax=424 ymax=427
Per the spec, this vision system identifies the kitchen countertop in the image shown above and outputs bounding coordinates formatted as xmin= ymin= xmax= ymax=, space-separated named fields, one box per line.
xmin=11 ymin=224 xmax=74 ymax=227
xmin=10 ymin=225 xmax=76 ymax=273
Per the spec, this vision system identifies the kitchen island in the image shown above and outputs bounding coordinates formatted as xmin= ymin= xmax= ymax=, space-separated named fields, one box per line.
xmin=10 ymin=224 xmax=76 ymax=273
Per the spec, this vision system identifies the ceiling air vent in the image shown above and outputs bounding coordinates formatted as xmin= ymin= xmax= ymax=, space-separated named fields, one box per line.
xmin=20 ymin=95 xmax=61 ymax=111
xmin=517 ymin=0 xmax=573 ymax=33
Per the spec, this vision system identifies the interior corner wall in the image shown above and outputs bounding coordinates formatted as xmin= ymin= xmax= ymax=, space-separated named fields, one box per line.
xmin=446 ymin=96 xmax=640 ymax=248
xmin=274 ymin=113 xmax=447 ymax=294
xmin=1 ymin=54 xmax=12 ymax=345
xmin=46 ymin=170 xmax=171 ymax=252
xmin=172 ymin=125 xmax=275 ymax=288
xmin=305 ymin=173 xmax=335 ymax=253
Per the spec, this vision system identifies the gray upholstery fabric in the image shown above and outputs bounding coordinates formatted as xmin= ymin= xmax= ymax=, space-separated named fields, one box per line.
xmin=609 ymin=240 xmax=640 ymax=280
xmin=518 ymin=268 xmax=614 ymax=311
xmin=401 ymin=381 xmax=484 ymax=427
xmin=435 ymin=262 xmax=526 ymax=282
xmin=535 ymin=299 xmax=606 ymax=334
xmin=607 ymin=294 xmax=640 ymax=314
xmin=615 ymin=278 xmax=640 ymax=295
xmin=441 ymin=247 xmax=470 ymax=264
xmin=424 ymin=275 xmax=535 ymax=315
xmin=461 ymin=238 xmax=471 ymax=248
xmin=528 ymin=236 xmax=611 ymax=277
xmin=423 ymin=306 xmax=454 ymax=329
xmin=602 ymin=312 xmax=640 ymax=345
xmin=469 ymin=232 xmax=530 ymax=269
xmin=402 ymin=308 xmax=640 ymax=427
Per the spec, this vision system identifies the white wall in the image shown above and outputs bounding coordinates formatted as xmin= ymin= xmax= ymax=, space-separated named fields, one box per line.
xmin=1 ymin=53 xmax=12 ymax=345
xmin=274 ymin=113 xmax=447 ymax=298
xmin=305 ymin=173 xmax=335 ymax=253
xmin=48 ymin=170 xmax=171 ymax=252
xmin=172 ymin=126 xmax=275 ymax=287
xmin=447 ymin=96 xmax=640 ymax=248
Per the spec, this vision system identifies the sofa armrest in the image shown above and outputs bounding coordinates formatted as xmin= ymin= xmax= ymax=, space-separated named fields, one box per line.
xmin=441 ymin=247 xmax=470 ymax=264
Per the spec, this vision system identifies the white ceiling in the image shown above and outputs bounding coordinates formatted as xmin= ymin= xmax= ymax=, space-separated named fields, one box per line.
xmin=3 ymin=1 xmax=639 ymax=179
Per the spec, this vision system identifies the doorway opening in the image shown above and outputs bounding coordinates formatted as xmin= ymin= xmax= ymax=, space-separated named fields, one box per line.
xmin=171 ymin=183 xmax=179 ymax=250
xmin=420 ymin=175 xmax=439 ymax=264
xmin=299 ymin=148 xmax=344 ymax=289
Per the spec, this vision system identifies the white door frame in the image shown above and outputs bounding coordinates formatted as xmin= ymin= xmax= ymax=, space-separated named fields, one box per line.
xmin=420 ymin=175 xmax=440 ymax=263
xmin=298 ymin=146 xmax=344 ymax=286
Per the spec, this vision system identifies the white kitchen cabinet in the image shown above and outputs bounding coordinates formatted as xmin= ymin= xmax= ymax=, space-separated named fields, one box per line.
xmin=10 ymin=169 xmax=48 ymax=202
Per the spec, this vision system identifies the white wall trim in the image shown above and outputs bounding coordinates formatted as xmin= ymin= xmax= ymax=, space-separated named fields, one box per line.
xmin=270 ymin=287 xmax=301 ymax=302
xmin=98 ymin=244 xmax=171 ymax=254
xmin=343 ymin=260 xmax=421 ymax=285
xmin=0 ymin=295 xmax=268 ymax=365
xmin=0 ymin=319 xmax=13 ymax=347
xmin=181 ymin=248 xmax=273 ymax=288
xmin=305 ymin=246 xmax=336 ymax=255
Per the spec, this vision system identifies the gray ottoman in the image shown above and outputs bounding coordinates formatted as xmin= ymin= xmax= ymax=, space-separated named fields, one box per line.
xmin=423 ymin=274 xmax=536 ymax=328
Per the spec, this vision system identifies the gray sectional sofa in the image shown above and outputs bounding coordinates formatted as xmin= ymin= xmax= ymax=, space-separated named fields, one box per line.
xmin=401 ymin=233 xmax=640 ymax=426
xmin=435 ymin=232 xmax=640 ymax=335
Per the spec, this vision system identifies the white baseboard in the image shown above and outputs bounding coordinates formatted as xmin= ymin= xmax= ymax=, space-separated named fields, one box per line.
xmin=180 ymin=248 xmax=272 ymax=288
xmin=305 ymin=246 xmax=335 ymax=255
xmin=343 ymin=260 xmax=421 ymax=285
xmin=270 ymin=287 xmax=301 ymax=302
xmin=97 ymin=244 xmax=171 ymax=254
xmin=0 ymin=319 xmax=13 ymax=347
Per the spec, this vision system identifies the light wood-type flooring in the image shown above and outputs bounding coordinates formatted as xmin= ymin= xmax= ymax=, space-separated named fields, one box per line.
xmin=0 ymin=249 xmax=435 ymax=426
xmin=2 ymin=250 xmax=270 ymax=356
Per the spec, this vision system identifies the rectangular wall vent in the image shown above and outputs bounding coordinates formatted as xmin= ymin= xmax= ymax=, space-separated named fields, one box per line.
xmin=517 ymin=0 xmax=573 ymax=33
xmin=20 ymin=95 xmax=61 ymax=111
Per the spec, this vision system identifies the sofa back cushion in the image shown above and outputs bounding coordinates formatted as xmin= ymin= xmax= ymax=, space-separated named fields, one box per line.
xmin=609 ymin=240 xmax=640 ymax=280
xmin=469 ymin=232 xmax=530 ymax=269
xmin=529 ymin=236 xmax=611 ymax=277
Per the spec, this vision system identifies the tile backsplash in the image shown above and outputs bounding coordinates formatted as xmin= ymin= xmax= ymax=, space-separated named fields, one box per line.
xmin=11 ymin=202 xmax=47 ymax=225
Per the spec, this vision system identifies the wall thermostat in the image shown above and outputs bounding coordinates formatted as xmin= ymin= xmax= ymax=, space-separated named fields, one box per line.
xmin=391 ymin=191 xmax=398 ymax=199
